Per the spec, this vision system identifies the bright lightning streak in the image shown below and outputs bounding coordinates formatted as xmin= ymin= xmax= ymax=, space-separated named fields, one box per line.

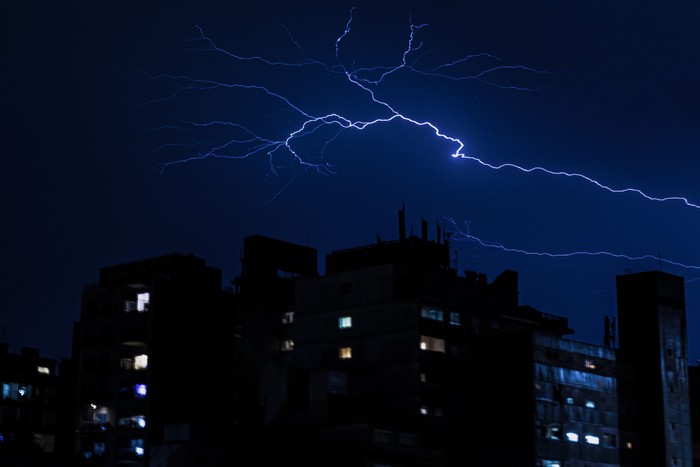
xmin=148 ymin=8 xmax=699 ymax=213
xmin=446 ymin=218 xmax=700 ymax=272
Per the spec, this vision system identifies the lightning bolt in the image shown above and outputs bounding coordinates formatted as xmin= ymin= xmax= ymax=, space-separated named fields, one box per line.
xmin=144 ymin=8 xmax=698 ymax=274
xmin=146 ymin=8 xmax=699 ymax=213
xmin=446 ymin=218 xmax=700 ymax=272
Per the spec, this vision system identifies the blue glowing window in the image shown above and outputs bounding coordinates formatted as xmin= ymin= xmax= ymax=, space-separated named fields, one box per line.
xmin=134 ymin=384 xmax=147 ymax=398
xmin=421 ymin=306 xmax=443 ymax=321
xmin=339 ymin=316 xmax=352 ymax=329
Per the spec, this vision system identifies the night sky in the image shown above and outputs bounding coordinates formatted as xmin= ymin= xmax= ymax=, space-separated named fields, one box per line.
xmin=3 ymin=0 xmax=699 ymax=363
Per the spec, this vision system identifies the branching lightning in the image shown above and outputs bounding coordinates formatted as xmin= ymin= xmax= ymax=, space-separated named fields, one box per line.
xmin=147 ymin=8 xmax=698 ymax=271
xmin=446 ymin=218 xmax=700 ymax=272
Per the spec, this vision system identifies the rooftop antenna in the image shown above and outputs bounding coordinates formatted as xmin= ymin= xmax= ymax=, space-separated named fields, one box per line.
xmin=398 ymin=204 xmax=406 ymax=240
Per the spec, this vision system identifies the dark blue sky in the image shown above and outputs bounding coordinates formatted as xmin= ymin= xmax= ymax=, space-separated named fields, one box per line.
xmin=2 ymin=0 xmax=699 ymax=362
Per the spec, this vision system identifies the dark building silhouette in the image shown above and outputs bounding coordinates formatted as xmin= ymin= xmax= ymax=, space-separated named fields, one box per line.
xmin=616 ymin=271 xmax=693 ymax=466
xmin=241 ymin=208 xmax=620 ymax=467
xmin=6 ymin=207 xmax=695 ymax=466
xmin=71 ymin=253 xmax=235 ymax=466
xmin=690 ymin=364 xmax=700 ymax=466
xmin=0 ymin=343 xmax=61 ymax=466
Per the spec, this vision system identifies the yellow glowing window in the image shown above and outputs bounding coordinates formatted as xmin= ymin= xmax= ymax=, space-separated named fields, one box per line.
xmin=420 ymin=335 xmax=445 ymax=353
xmin=339 ymin=347 xmax=352 ymax=359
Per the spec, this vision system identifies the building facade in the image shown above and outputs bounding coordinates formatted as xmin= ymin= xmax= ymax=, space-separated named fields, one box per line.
xmin=71 ymin=253 xmax=234 ymax=466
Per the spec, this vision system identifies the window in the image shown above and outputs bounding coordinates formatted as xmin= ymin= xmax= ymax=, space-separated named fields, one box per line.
xmin=2 ymin=383 xmax=33 ymax=401
xmin=542 ymin=461 xmax=561 ymax=467
xmin=339 ymin=316 xmax=352 ymax=329
xmin=541 ymin=423 xmax=561 ymax=440
xmin=119 ymin=415 xmax=146 ymax=429
xmin=584 ymin=359 xmax=596 ymax=369
xmin=603 ymin=433 xmax=616 ymax=447
xmin=136 ymin=292 xmax=149 ymax=312
xmin=565 ymin=432 xmax=579 ymax=442
xmin=448 ymin=312 xmax=461 ymax=325
xmin=420 ymin=335 xmax=445 ymax=353
xmin=277 ymin=269 xmax=301 ymax=279
xmin=339 ymin=347 xmax=352 ymax=359
xmin=420 ymin=373 xmax=427 ymax=382
xmin=37 ymin=366 xmax=50 ymax=375
xmin=585 ymin=400 xmax=596 ymax=408
xmin=625 ymin=441 xmax=633 ymax=449
xmin=565 ymin=397 xmax=574 ymax=404
xmin=372 ymin=429 xmax=392 ymax=443
xmin=281 ymin=340 xmax=294 ymax=351
xmin=328 ymin=371 xmax=348 ymax=395
xmin=585 ymin=434 xmax=600 ymax=445
xmin=421 ymin=306 xmax=443 ymax=321
xmin=419 ymin=406 xmax=428 ymax=415
xmin=121 ymin=355 xmax=148 ymax=371
xmin=134 ymin=354 xmax=148 ymax=370
xmin=130 ymin=439 xmax=145 ymax=456
xmin=282 ymin=311 xmax=294 ymax=324
xmin=398 ymin=432 xmax=417 ymax=446
xmin=94 ymin=442 xmax=106 ymax=456
xmin=134 ymin=384 xmax=147 ymax=399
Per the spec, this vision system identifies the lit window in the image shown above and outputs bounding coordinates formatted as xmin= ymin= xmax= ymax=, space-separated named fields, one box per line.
xmin=421 ymin=306 xmax=443 ymax=321
xmin=449 ymin=312 xmax=461 ymax=325
xmin=123 ymin=300 xmax=137 ymax=312
xmin=565 ymin=397 xmax=574 ymax=404
xmin=541 ymin=424 xmax=561 ymax=440
xmin=420 ymin=373 xmax=427 ymax=382
xmin=626 ymin=441 xmax=633 ymax=449
xmin=134 ymin=354 xmax=148 ymax=370
xmin=420 ymin=335 xmax=445 ymax=353
xmin=584 ymin=359 xmax=596 ymax=369
xmin=419 ymin=406 xmax=428 ymax=415
xmin=542 ymin=461 xmax=561 ymax=467
xmin=585 ymin=434 xmax=600 ymax=445
xmin=37 ymin=366 xmax=50 ymax=375
xmin=339 ymin=347 xmax=352 ymax=359
xmin=339 ymin=316 xmax=352 ymax=329
xmin=281 ymin=340 xmax=294 ymax=352
xmin=136 ymin=292 xmax=150 ymax=312
xmin=565 ymin=432 xmax=579 ymax=442
xmin=134 ymin=384 xmax=147 ymax=398
xmin=94 ymin=442 xmax=106 ymax=456
xmin=282 ymin=311 xmax=294 ymax=324
xmin=131 ymin=439 xmax=144 ymax=456
xmin=585 ymin=400 xmax=596 ymax=408
xmin=119 ymin=415 xmax=146 ymax=429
